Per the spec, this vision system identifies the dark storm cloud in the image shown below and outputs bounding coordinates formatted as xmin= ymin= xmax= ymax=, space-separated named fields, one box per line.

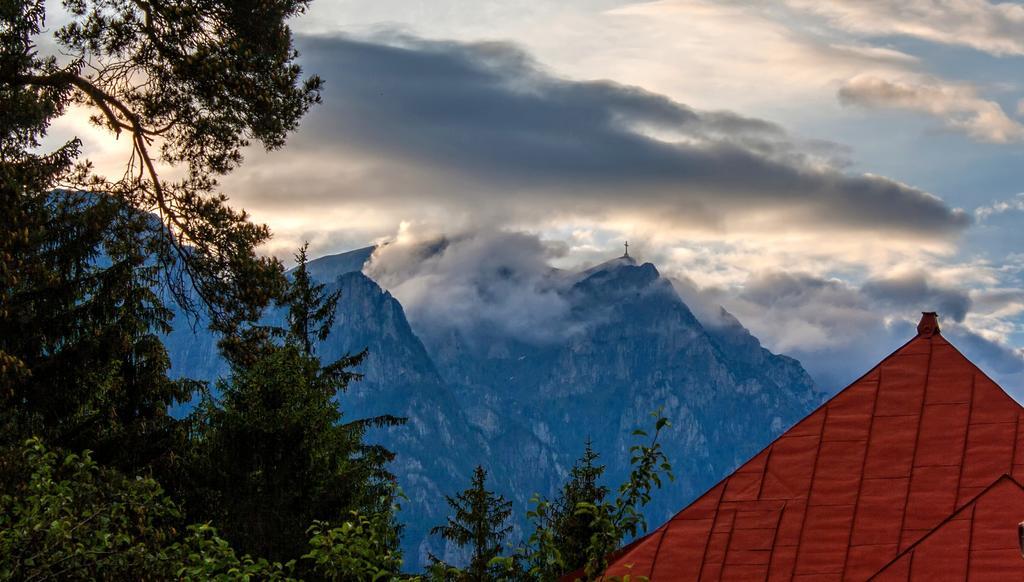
xmin=278 ymin=33 xmax=969 ymax=236
xmin=862 ymin=272 xmax=972 ymax=322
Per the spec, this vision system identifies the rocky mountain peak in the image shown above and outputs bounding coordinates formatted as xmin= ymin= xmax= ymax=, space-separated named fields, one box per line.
xmin=163 ymin=247 xmax=822 ymax=570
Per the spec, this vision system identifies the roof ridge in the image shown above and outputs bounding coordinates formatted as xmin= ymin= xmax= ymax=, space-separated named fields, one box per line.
xmin=866 ymin=473 xmax=1024 ymax=580
xmin=936 ymin=325 xmax=1024 ymax=413
xmin=658 ymin=332 xmax=924 ymax=526
xmin=601 ymin=313 xmax=1024 ymax=579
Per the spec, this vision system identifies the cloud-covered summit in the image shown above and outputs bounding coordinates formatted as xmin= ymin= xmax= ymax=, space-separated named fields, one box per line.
xmin=353 ymin=224 xmax=1024 ymax=398
xmin=364 ymin=229 xmax=577 ymax=345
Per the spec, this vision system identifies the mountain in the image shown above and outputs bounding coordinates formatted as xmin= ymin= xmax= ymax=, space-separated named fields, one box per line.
xmin=162 ymin=247 xmax=822 ymax=570
xmin=414 ymin=254 xmax=820 ymax=525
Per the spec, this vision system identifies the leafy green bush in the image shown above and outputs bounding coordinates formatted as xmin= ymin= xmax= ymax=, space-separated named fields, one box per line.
xmin=0 ymin=437 xmax=182 ymax=580
xmin=303 ymin=510 xmax=407 ymax=581
xmin=0 ymin=438 xmax=422 ymax=581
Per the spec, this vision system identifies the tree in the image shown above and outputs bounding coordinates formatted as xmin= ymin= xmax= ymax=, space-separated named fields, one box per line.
xmin=576 ymin=409 xmax=674 ymax=580
xmin=5 ymin=0 xmax=320 ymax=331
xmin=506 ymin=411 xmax=674 ymax=582
xmin=188 ymin=246 xmax=404 ymax=562
xmin=3 ymin=3 xmax=418 ymax=577
xmin=1 ymin=0 xmax=84 ymax=411
xmin=2 ymin=438 xmax=425 ymax=581
xmin=551 ymin=440 xmax=609 ymax=573
xmin=505 ymin=441 xmax=609 ymax=580
xmin=282 ymin=243 xmax=341 ymax=356
xmin=0 ymin=186 xmax=193 ymax=480
xmin=0 ymin=437 xmax=182 ymax=580
xmin=431 ymin=466 xmax=513 ymax=581
xmin=303 ymin=505 xmax=407 ymax=581
xmin=0 ymin=437 xmax=299 ymax=581
xmin=2 ymin=0 xmax=321 ymax=474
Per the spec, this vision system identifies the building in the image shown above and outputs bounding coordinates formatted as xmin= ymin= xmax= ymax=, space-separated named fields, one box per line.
xmin=601 ymin=312 xmax=1024 ymax=580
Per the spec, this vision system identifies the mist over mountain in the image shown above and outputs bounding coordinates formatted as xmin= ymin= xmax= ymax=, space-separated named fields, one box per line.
xmin=163 ymin=239 xmax=822 ymax=570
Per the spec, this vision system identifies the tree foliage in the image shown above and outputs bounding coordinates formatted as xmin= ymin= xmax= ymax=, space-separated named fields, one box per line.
xmin=3 ymin=1 xmax=422 ymax=579
xmin=504 ymin=410 xmax=674 ymax=582
xmin=303 ymin=504 xmax=407 ymax=581
xmin=1 ymin=437 xmax=185 ymax=580
xmin=575 ymin=410 xmax=674 ymax=580
xmin=2 ymin=0 xmax=320 ymax=479
xmin=550 ymin=440 xmax=610 ymax=575
xmin=282 ymin=243 xmax=341 ymax=356
xmin=0 ymin=438 xmax=413 ymax=581
xmin=186 ymin=246 xmax=405 ymax=562
xmin=0 ymin=188 xmax=192 ymax=481
xmin=514 ymin=441 xmax=610 ymax=580
xmin=6 ymin=0 xmax=320 ymax=328
xmin=431 ymin=466 xmax=513 ymax=581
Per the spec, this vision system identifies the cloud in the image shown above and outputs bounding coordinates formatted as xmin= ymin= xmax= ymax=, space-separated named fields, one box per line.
xmin=838 ymin=75 xmax=1024 ymax=143
xmin=861 ymin=271 xmax=972 ymax=322
xmin=605 ymin=1 xmax=918 ymax=100
xmin=699 ymin=269 xmax=1024 ymax=393
xmin=733 ymin=272 xmax=880 ymax=351
xmin=221 ymin=33 xmax=968 ymax=249
xmin=785 ymin=0 xmax=1024 ymax=56
xmin=944 ymin=324 xmax=1024 ymax=376
xmin=364 ymin=227 xmax=577 ymax=346
xmin=344 ymin=221 xmax=1024 ymax=397
xmin=975 ymin=193 xmax=1024 ymax=220
xmin=294 ymin=0 xmax=920 ymax=117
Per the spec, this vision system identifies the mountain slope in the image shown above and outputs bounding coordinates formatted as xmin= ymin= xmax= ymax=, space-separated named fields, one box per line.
xmin=162 ymin=249 xmax=822 ymax=571
xmin=418 ymin=257 xmax=820 ymax=527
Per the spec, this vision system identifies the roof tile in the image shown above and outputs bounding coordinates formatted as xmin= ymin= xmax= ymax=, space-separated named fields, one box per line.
xmin=598 ymin=314 xmax=1024 ymax=580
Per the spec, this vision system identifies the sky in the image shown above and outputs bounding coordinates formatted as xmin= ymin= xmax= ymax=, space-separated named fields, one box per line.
xmin=46 ymin=0 xmax=1024 ymax=395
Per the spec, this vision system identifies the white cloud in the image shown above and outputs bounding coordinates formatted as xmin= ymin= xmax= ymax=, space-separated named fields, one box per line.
xmin=785 ymin=0 xmax=1024 ymax=56
xmin=975 ymin=193 xmax=1024 ymax=220
xmin=295 ymin=0 xmax=918 ymax=116
xmin=603 ymin=0 xmax=917 ymax=108
xmin=838 ymin=74 xmax=1024 ymax=143
xmin=364 ymin=228 xmax=581 ymax=345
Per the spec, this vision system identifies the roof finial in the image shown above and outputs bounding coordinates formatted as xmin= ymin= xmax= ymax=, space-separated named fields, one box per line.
xmin=918 ymin=312 xmax=940 ymax=338
xmin=623 ymin=241 xmax=629 ymax=258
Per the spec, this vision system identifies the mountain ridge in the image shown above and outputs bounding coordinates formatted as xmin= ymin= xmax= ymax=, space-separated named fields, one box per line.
xmin=165 ymin=247 xmax=822 ymax=569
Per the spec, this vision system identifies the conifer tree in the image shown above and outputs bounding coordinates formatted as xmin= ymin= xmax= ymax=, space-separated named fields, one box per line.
xmin=282 ymin=243 xmax=341 ymax=356
xmin=2 ymin=0 xmax=321 ymax=473
xmin=431 ymin=466 xmax=514 ymax=581
xmin=549 ymin=440 xmax=610 ymax=574
xmin=0 ymin=187 xmax=191 ymax=479
xmin=6 ymin=0 xmax=322 ymax=329
xmin=506 ymin=412 xmax=674 ymax=582
xmin=189 ymin=245 xmax=404 ymax=562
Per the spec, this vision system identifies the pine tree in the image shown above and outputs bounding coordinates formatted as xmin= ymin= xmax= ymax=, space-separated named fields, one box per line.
xmin=431 ymin=466 xmax=514 ymax=581
xmin=510 ymin=413 xmax=674 ymax=581
xmin=2 ymin=0 xmax=322 ymax=473
xmin=7 ymin=0 xmax=323 ymax=330
xmin=0 ymin=187 xmax=191 ymax=479
xmin=281 ymin=243 xmax=340 ymax=356
xmin=189 ymin=245 xmax=404 ymax=562
xmin=550 ymin=440 xmax=610 ymax=575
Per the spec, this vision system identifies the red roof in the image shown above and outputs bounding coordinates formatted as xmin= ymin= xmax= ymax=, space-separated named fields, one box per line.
xmin=870 ymin=475 xmax=1024 ymax=581
xmin=602 ymin=313 xmax=1024 ymax=580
